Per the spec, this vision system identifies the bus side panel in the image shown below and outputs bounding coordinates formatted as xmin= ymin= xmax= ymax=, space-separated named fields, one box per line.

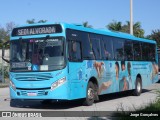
xmin=68 ymin=61 xmax=88 ymax=99
xmin=132 ymin=62 xmax=158 ymax=88
xmin=97 ymin=60 xmax=132 ymax=95
xmin=68 ymin=60 xmax=100 ymax=99
xmin=68 ymin=60 xmax=158 ymax=99
xmin=96 ymin=61 xmax=158 ymax=95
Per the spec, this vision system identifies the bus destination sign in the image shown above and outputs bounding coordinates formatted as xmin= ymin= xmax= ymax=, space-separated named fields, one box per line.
xmin=12 ymin=24 xmax=62 ymax=36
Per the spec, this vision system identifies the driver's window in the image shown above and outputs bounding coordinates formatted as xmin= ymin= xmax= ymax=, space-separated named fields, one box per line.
xmin=69 ymin=41 xmax=82 ymax=61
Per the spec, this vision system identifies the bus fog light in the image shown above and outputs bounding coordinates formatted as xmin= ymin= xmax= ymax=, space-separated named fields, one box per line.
xmin=10 ymin=81 xmax=16 ymax=91
xmin=51 ymin=77 xmax=66 ymax=90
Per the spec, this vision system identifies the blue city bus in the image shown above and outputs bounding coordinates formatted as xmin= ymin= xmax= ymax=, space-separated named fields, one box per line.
xmin=2 ymin=23 xmax=158 ymax=106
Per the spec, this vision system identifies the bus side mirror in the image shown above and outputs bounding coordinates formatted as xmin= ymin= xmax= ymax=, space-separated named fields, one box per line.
xmin=2 ymin=41 xmax=10 ymax=63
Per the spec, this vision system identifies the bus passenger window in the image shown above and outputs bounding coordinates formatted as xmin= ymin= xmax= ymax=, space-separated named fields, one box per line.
xmin=148 ymin=44 xmax=156 ymax=61
xmin=101 ymin=36 xmax=113 ymax=60
xmin=90 ymin=39 xmax=101 ymax=60
xmin=133 ymin=42 xmax=142 ymax=60
xmin=113 ymin=38 xmax=124 ymax=61
xmin=124 ymin=41 xmax=133 ymax=60
xmin=69 ymin=41 xmax=82 ymax=61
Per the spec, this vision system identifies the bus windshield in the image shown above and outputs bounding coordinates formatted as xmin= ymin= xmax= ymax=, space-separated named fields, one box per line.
xmin=10 ymin=37 xmax=65 ymax=71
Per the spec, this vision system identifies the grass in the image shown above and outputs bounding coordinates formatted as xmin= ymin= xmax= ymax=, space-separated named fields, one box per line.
xmin=137 ymin=90 xmax=160 ymax=111
xmin=138 ymin=101 xmax=160 ymax=112
xmin=115 ymin=90 xmax=160 ymax=120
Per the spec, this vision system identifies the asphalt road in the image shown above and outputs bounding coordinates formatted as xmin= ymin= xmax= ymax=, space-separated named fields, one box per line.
xmin=0 ymin=82 xmax=160 ymax=119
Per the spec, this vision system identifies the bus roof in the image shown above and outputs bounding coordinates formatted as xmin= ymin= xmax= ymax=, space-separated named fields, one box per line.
xmin=62 ymin=23 xmax=156 ymax=44
xmin=11 ymin=22 xmax=156 ymax=44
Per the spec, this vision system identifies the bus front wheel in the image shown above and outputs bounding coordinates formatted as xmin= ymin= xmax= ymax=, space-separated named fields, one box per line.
xmin=133 ymin=77 xmax=142 ymax=96
xmin=83 ymin=81 xmax=95 ymax=106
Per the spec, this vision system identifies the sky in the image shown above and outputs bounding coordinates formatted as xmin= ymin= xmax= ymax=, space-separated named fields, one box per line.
xmin=0 ymin=0 xmax=160 ymax=36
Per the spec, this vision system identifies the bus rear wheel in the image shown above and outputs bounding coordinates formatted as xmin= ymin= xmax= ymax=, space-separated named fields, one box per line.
xmin=83 ymin=82 xmax=95 ymax=106
xmin=133 ymin=77 xmax=142 ymax=96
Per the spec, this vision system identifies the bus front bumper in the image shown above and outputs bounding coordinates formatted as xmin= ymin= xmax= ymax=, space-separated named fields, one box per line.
xmin=9 ymin=82 xmax=69 ymax=100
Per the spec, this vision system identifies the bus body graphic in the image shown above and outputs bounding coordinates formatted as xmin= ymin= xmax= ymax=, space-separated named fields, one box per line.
xmin=3 ymin=23 xmax=158 ymax=105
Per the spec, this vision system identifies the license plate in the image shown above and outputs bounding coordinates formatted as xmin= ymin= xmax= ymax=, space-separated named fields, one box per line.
xmin=27 ymin=92 xmax=37 ymax=96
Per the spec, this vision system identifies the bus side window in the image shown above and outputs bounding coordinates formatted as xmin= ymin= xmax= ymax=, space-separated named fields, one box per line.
xmin=124 ymin=40 xmax=133 ymax=60
xmin=113 ymin=38 xmax=124 ymax=61
xmin=101 ymin=37 xmax=113 ymax=60
xmin=69 ymin=41 xmax=82 ymax=61
xmin=141 ymin=43 xmax=149 ymax=61
xmin=133 ymin=42 xmax=142 ymax=60
xmin=90 ymin=39 xmax=101 ymax=60
xmin=149 ymin=44 xmax=156 ymax=61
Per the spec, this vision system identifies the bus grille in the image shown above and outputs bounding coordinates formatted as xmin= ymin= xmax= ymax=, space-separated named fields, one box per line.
xmin=18 ymin=90 xmax=48 ymax=96
xmin=13 ymin=73 xmax=53 ymax=81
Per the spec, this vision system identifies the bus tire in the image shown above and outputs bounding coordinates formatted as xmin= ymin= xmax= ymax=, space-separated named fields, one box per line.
xmin=83 ymin=81 xmax=95 ymax=106
xmin=94 ymin=83 xmax=99 ymax=101
xmin=133 ymin=77 xmax=142 ymax=96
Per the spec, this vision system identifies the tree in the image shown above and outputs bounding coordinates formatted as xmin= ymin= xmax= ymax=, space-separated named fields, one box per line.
xmin=26 ymin=19 xmax=35 ymax=24
xmin=6 ymin=22 xmax=16 ymax=35
xmin=107 ymin=21 xmax=145 ymax=38
xmin=107 ymin=21 xmax=122 ymax=31
xmin=121 ymin=21 xmax=144 ymax=38
xmin=0 ymin=27 xmax=8 ymax=48
xmin=0 ymin=22 xmax=16 ymax=48
xmin=0 ymin=28 xmax=7 ymax=41
xmin=83 ymin=21 xmax=92 ymax=28
xmin=147 ymin=29 xmax=160 ymax=47
xmin=26 ymin=19 xmax=47 ymax=24
xmin=38 ymin=20 xmax=47 ymax=23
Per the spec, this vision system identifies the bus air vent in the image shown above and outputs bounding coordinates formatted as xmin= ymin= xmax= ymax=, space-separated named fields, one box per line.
xmin=13 ymin=73 xmax=53 ymax=81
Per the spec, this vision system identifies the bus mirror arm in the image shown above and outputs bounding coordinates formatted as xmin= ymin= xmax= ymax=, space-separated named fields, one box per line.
xmin=2 ymin=41 xmax=10 ymax=63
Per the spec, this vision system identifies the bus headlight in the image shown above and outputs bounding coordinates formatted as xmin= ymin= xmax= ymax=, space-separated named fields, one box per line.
xmin=51 ymin=77 xmax=66 ymax=91
xmin=10 ymin=81 xmax=16 ymax=91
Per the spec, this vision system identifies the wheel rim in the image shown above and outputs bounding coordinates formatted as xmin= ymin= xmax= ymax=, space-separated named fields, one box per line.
xmin=88 ymin=88 xmax=94 ymax=100
xmin=137 ymin=82 xmax=141 ymax=93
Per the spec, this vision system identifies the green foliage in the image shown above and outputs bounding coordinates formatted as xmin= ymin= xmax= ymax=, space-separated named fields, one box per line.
xmin=156 ymin=90 xmax=160 ymax=103
xmin=147 ymin=29 xmax=160 ymax=47
xmin=0 ymin=22 xmax=16 ymax=48
xmin=107 ymin=20 xmax=122 ymax=31
xmin=107 ymin=21 xmax=145 ymax=38
xmin=38 ymin=20 xmax=48 ymax=23
xmin=26 ymin=19 xmax=35 ymax=24
xmin=115 ymin=90 xmax=160 ymax=120
xmin=0 ymin=63 xmax=9 ymax=78
xmin=26 ymin=19 xmax=47 ymax=24
xmin=83 ymin=21 xmax=93 ymax=28
xmin=0 ymin=28 xmax=9 ymax=48
xmin=0 ymin=28 xmax=8 ymax=43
